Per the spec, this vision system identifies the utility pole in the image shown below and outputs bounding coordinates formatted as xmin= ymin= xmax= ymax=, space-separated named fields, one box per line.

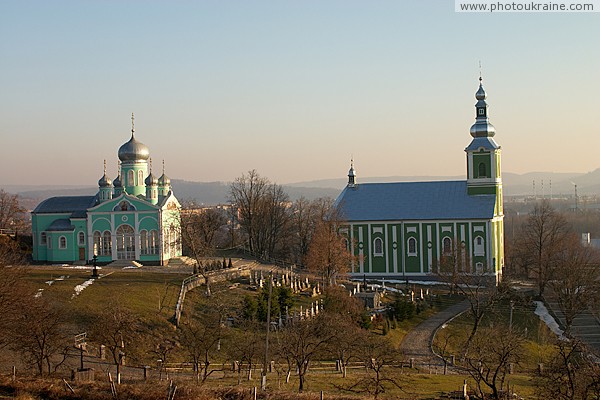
xmin=262 ymin=272 xmax=273 ymax=391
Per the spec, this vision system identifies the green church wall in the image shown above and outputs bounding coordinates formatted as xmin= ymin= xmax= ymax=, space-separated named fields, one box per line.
xmin=370 ymin=224 xmax=386 ymax=273
xmin=404 ymin=223 xmax=420 ymax=273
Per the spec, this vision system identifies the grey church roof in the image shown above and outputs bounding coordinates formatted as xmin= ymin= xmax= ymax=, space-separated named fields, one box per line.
xmin=33 ymin=196 xmax=96 ymax=218
xmin=335 ymin=180 xmax=496 ymax=221
xmin=465 ymin=137 xmax=500 ymax=151
xmin=46 ymin=219 xmax=75 ymax=231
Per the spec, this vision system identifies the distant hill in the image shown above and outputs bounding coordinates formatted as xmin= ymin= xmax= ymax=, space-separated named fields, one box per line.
xmin=4 ymin=169 xmax=599 ymax=209
xmin=289 ymin=170 xmax=596 ymax=196
xmin=3 ymin=180 xmax=341 ymax=209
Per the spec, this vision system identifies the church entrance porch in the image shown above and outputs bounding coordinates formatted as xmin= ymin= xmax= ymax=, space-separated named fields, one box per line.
xmin=116 ymin=225 xmax=136 ymax=260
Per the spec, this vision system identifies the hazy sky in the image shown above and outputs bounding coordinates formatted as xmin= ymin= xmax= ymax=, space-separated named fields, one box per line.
xmin=1 ymin=1 xmax=599 ymax=186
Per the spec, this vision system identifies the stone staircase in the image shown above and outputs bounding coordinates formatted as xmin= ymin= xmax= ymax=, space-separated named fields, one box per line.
xmin=544 ymin=296 xmax=600 ymax=352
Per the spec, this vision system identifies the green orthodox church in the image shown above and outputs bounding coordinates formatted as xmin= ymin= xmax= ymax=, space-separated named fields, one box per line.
xmin=335 ymin=79 xmax=504 ymax=282
xmin=31 ymin=116 xmax=182 ymax=265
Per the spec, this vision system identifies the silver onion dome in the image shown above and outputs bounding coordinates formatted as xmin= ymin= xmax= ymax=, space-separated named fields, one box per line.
xmin=98 ymin=174 xmax=113 ymax=188
xmin=118 ymin=133 xmax=150 ymax=162
xmin=113 ymin=174 xmax=123 ymax=187
xmin=475 ymin=84 xmax=487 ymax=100
xmin=158 ymin=173 xmax=171 ymax=186
xmin=470 ymin=120 xmax=496 ymax=137
xmin=348 ymin=165 xmax=356 ymax=178
xmin=145 ymin=172 xmax=158 ymax=186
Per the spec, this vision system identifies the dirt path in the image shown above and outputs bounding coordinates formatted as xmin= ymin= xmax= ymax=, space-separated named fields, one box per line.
xmin=399 ymin=300 xmax=469 ymax=371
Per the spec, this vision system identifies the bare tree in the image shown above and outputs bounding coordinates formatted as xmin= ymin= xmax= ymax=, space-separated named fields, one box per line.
xmin=513 ymin=200 xmax=571 ymax=297
xmin=0 ymin=237 xmax=28 ymax=347
xmin=339 ymin=334 xmax=403 ymax=400
xmin=436 ymin=239 xmax=505 ymax=358
xmin=229 ymin=170 xmax=292 ymax=260
xmin=275 ymin=314 xmax=337 ymax=392
xmin=89 ymin=301 xmax=139 ymax=382
xmin=10 ymin=298 xmax=70 ymax=377
xmin=323 ymin=313 xmax=366 ymax=378
xmin=305 ymin=215 xmax=353 ymax=287
xmin=179 ymin=307 xmax=225 ymax=383
xmin=536 ymin=339 xmax=600 ymax=400
xmin=548 ymin=235 xmax=600 ymax=335
xmin=178 ymin=203 xmax=226 ymax=296
xmin=290 ymin=197 xmax=333 ymax=264
xmin=229 ymin=170 xmax=269 ymax=255
xmin=225 ymin=323 xmax=264 ymax=383
xmin=0 ymin=189 xmax=28 ymax=233
xmin=464 ymin=325 xmax=525 ymax=400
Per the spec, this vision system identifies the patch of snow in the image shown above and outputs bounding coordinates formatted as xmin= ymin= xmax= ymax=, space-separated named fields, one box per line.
xmin=63 ymin=265 xmax=101 ymax=270
xmin=72 ymin=278 xmax=95 ymax=299
xmin=123 ymin=265 xmax=140 ymax=269
xmin=35 ymin=289 xmax=43 ymax=298
xmin=45 ymin=280 xmax=54 ymax=286
xmin=533 ymin=300 xmax=565 ymax=339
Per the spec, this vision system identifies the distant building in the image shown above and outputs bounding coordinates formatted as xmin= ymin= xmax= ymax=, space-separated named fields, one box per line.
xmin=335 ymin=79 xmax=505 ymax=282
xmin=31 ymin=115 xmax=181 ymax=265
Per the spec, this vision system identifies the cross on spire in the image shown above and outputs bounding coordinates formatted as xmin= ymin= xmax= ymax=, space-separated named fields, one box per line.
xmin=131 ymin=112 xmax=135 ymax=135
xmin=103 ymin=159 xmax=107 ymax=175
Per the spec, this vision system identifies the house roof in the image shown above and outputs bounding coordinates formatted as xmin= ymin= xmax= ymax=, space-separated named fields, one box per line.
xmin=33 ymin=196 xmax=96 ymax=218
xmin=334 ymin=180 xmax=496 ymax=221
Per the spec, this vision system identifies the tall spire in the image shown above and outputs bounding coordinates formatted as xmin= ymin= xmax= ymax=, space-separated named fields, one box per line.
xmin=470 ymin=76 xmax=496 ymax=138
xmin=347 ymin=157 xmax=357 ymax=188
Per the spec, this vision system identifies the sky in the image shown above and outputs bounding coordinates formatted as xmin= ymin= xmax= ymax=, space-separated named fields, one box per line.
xmin=1 ymin=1 xmax=599 ymax=186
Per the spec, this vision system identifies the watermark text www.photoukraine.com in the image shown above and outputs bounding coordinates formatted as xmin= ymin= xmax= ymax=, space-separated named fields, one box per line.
xmin=455 ymin=0 xmax=599 ymax=12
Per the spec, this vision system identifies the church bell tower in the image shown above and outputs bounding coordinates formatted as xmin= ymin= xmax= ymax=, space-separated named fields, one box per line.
xmin=465 ymin=77 xmax=502 ymax=206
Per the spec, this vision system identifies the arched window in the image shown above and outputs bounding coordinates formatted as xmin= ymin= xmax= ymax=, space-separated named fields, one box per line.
xmin=40 ymin=232 xmax=47 ymax=245
xmin=59 ymin=236 xmax=67 ymax=249
xmin=150 ymin=230 xmax=159 ymax=255
xmin=78 ymin=232 xmax=85 ymax=246
xmin=103 ymin=231 xmax=112 ymax=255
xmin=373 ymin=237 xmax=383 ymax=256
xmin=140 ymin=230 xmax=148 ymax=255
xmin=93 ymin=231 xmax=101 ymax=255
xmin=138 ymin=170 xmax=144 ymax=186
xmin=478 ymin=162 xmax=487 ymax=178
xmin=475 ymin=262 xmax=484 ymax=273
xmin=127 ymin=170 xmax=135 ymax=186
xmin=442 ymin=237 xmax=452 ymax=256
xmin=407 ymin=237 xmax=417 ymax=256
xmin=474 ymin=235 xmax=485 ymax=256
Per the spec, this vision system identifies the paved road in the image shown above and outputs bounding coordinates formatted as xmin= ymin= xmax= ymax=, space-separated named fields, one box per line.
xmin=399 ymin=300 xmax=470 ymax=372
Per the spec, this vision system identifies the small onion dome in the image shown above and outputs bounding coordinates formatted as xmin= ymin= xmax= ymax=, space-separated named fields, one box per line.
xmin=348 ymin=165 xmax=356 ymax=178
xmin=145 ymin=172 xmax=158 ymax=186
xmin=114 ymin=174 xmax=123 ymax=187
xmin=475 ymin=83 xmax=487 ymax=100
xmin=158 ymin=173 xmax=171 ymax=186
xmin=118 ymin=134 xmax=150 ymax=162
xmin=98 ymin=173 xmax=113 ymax=188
